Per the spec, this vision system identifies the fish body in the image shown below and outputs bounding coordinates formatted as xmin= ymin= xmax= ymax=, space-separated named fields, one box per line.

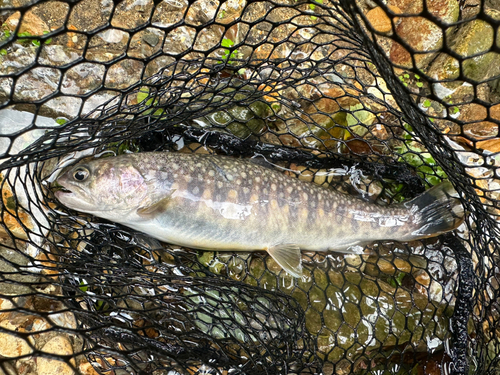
xmin=55 ymin=152 xmax=463 ymax=277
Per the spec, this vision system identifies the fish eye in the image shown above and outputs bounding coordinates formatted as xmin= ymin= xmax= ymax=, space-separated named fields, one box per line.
xmin=73 ymin=167 xmax=89 ymax=181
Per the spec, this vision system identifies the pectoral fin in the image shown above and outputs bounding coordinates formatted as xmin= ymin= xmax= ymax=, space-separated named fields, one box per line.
xmin=137 ymin=190 xmax=176 ymax=219
xmin=267 ymin=244 xmax=303 ymax=278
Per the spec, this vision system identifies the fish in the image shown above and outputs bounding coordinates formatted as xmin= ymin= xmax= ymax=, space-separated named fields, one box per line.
xmin=54 ymin=152 xmax=464 ymax=277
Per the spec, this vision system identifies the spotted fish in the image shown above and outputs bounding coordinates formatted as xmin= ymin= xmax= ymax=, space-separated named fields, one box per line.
xmin=54 ymin=152 xmax=464 ymax=277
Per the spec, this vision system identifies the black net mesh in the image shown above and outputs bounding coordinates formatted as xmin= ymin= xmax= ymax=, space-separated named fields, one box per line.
xmin=0 ymin=0 xmax=498 ymax=373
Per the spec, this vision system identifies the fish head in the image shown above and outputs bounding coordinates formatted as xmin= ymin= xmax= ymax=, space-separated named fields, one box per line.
xmin=54 ymin=156 xmax=148 ymax=218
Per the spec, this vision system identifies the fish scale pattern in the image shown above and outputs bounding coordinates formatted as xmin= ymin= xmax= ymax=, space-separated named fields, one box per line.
xmin=0 ymin=0 xmax=498 ymax=374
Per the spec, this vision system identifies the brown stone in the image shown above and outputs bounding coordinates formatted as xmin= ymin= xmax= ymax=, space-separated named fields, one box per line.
xmin=38 ymin=336 xmax=74 ymax=375
xmin=111 ymin=0 xmax=154 ymax=30
xmin=476 ymin=139 xmax=500 ymax=153
xmin=4 ymin=11 xmax=49 ymax=36
xmin=67 ymin=0 xmax=114 ymax=33
xmin=0 ymin=320 xmax=33 ymax=358
xmin=366 ymin=5 xmax=401 ymax=34
xmin=79 ymin=362 xmax=100 ymax=375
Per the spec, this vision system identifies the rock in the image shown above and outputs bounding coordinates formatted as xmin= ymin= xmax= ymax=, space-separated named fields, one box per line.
xmin=13 ymin=67 xmax=61 ymax=102
xmin=61 ymin=63 xmax=106 ymax=95
xmin=389 ymin=0 xmax=459 ymax=68
xmin=144 ymin=55 xmax=176 ymax=79
xmin=128 ymin=28 xmax=165 ymax=59
xmin=0 ymin=320 xmax=33 ymax=358
xmin=37 ymin=336 xmax=74 ymax=375
xmin=344 ymin=254 xmax=367 ymax=272
xmin=104 ymin=59 xmax=144 ymax=89
xmin=67 ymin=0 xmax=114 ymax=32
xmin=81 ymin=90 xmax=120 ymax=116
xmin=390 ymin=17 xmax=443 ymax=68
xmin=427 ymin=18 xmax=497 ymax=86
xmin=0 ymin=246 xmax=39 ymax=295
xmin=39 ymin=44 xmax=84 ymax=67
xmin=78 ymin=362 xmax=99 ymax=375
xmin=0 ymin=44 xmax=37 ymax=75
xmin=23 ymin=2 xmax=70 ymax=31
xmin=4 ymin=11 xmax=49 ymax=36
xmin=476 ymin=139 xmax=500 ymax=153
xmin=185 ymin=0 xmax=218 ymax=26
xmin=86 ymin=29 xmax=129 ymax=63
xmin=111 ymin=0 xmax=154 ymax=30
xmin=39 ymin=96 xmax=83 ymax=120
xmin=366 ymin=5 xmax=401 ymax=34
xmin=163 ymin=26 xmax=197 ymax=56
xmin=152 ymin=0 xmax=189 ymax=27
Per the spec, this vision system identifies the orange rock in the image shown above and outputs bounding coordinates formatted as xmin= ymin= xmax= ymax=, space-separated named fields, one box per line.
xmin=490 ymin=104 xmax=500 ymax=121
xmin=366 ymin=5 xmax=402 ymax=34
xmin=476 ymin=139 xmax=500 ymax=153
xmin=36 ymin=252 xmax=59 ymax=277
xmin=456 ymin=103 xmax=487 ymax=122
xmin=4 ymin=11 xmax=49 ymax=36
xmin=1 ymin=187 xmax=32 ymax=239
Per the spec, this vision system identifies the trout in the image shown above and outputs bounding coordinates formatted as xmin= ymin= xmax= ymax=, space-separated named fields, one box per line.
xmin=54 ymin=152 xmax=464 ymax=277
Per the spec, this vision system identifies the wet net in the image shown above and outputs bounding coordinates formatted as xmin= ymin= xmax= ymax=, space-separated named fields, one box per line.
xmin=0 ymin=0 xmax=498 ymax=373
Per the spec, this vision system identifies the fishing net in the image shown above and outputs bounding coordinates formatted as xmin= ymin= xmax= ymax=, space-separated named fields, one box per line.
xmin=0 ymin=0 xmax=498 ymax=373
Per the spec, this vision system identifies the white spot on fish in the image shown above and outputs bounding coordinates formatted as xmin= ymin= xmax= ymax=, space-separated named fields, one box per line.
xmin=302 ymin=192 xmax=308 ymax=200
xmin=287 ymin=186 xmax=293 ymax=194
xmin=349 ymin=209 xmax=409 ymax=227
xmin=236 ymin=179 xmax=242 ymax=185
xmin=255 ymin=177 xmax=261 ymax=183
xmin=171 ymin=163 xmax=179 ymax=170
xmin=192 ymin=186 xmax=200 ymax=195
xmin=209 ymin=170 xmax=215 ymax=177
xmin=217 ymin=181 xmax=223 ymax=189
xmin=202 ymin=199 xmax=253 ymax=221
xmin=241 ymin=172 xmax=247 ymax=179
xmin=243 ymin=187 xmax=250 ymax=194
xmin=271 ymin=184 xmax=277 ymax=191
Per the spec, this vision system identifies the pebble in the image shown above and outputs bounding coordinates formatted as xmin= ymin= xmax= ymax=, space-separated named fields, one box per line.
xmin=37 ymin=336 xmax=74 ymax=375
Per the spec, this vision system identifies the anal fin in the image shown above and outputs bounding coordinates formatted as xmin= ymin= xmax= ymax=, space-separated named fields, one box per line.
xmin=267 ymin=244 xmax=303 ymax=278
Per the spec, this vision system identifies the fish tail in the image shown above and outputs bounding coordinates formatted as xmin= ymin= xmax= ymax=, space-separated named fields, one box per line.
xmin=406 ymin=181 xmax=464 ymax=238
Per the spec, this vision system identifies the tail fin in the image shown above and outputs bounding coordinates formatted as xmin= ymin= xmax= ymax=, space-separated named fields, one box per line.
xmin=405 ymin=181 xmax=464 ymax=238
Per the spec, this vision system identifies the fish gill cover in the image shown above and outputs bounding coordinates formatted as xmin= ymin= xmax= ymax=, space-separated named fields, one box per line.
xmin=0 ymin=0 xmax=497 ymax=374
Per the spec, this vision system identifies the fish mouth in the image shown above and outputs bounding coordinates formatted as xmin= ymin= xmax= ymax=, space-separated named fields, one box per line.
xmin=51 ymin=182 xmax=73 ymax=197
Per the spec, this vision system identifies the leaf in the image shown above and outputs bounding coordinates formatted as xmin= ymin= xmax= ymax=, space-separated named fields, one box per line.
xmin=221 ymin=38 xmax=234 ymax=48
xmin=423 ymin=99 xmax=431 ymax=108
xmin=137 ymin=87 xmax=150 ymax=103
